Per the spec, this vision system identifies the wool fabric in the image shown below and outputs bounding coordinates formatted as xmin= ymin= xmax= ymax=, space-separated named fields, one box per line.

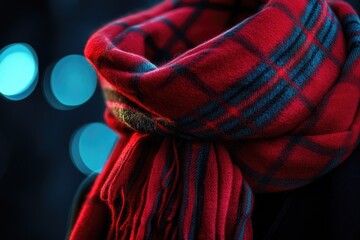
xmin=69 ymin=0 xmax=360 ymax=239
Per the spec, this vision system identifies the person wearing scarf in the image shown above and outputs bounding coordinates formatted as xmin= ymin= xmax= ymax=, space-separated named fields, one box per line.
xmin=68 ymin=0 xmax=360 ymax=239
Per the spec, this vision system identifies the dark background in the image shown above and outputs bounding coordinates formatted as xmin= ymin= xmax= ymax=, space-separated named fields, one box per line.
xmin=0 ymin=0 xmax=358 ymax=239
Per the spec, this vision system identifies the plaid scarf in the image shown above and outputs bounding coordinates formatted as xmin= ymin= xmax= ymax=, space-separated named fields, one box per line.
xmin=70 ymin=0 xmax=360 ymax=239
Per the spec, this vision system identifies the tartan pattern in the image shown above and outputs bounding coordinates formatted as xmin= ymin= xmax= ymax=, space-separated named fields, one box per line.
xmin=70 ymin=0 xmax=360 ymax=239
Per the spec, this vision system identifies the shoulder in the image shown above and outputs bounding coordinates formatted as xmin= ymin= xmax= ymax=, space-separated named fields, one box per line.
xmin=252 ymin=144 xmax=360 ymax=240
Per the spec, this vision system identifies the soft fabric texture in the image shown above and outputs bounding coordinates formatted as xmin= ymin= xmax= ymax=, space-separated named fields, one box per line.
xmin=69 ymin=0 xmax=360 ymax=239
xmin=66 ymin=142 xmax=360 ymax=240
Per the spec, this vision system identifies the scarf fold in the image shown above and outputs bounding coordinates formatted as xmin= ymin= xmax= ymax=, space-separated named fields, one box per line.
xmin=70 ymin=0 xmax=360 ymax=239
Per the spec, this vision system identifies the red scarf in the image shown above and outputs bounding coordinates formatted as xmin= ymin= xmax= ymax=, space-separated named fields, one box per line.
xmin=70 ymin=0 xmax=360 ymax=239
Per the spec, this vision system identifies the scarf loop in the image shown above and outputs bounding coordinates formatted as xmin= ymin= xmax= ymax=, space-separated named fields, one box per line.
xmin=70 ymin=0 xmax=360 ymax=239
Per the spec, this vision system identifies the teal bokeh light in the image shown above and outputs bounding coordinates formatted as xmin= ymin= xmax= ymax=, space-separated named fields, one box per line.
xmin=70 ymin=122 xmax=118 ymax=175
xmin=0 ymin=43 xmax=38 ymax=100
xmin=50 ymin=54 xmax=97 ymax=108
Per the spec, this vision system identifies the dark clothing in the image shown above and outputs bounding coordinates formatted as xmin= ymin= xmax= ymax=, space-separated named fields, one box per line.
xmin=252 ymin=144 xmax=360 ymax=240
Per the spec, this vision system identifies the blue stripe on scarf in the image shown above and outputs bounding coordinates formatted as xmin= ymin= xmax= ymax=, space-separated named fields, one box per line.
xmin=242 ymin=79 xmax=288 ymax=118
xmin=303 ymin=0 xmax=322 ymax=30
xmin=176 ymin=63 xmax=275 ymax=129
xmin=342 ymin=15 xmax=360 ymax=68
xmin=270 ymin=27 xmax=306 ymax=67
xmin=224 ymin=64 xmax=276 ymax=106
xmin=189 ymin=143 xmax=210 ymax=238
xmin=301 ymin=0 xmax=317 ymax=26
xmin=136 ymin=61 xmax=157 ymax=73
xmin=220 ymin=117 xmax=241 ymax=132
xmin=255 ymin=85 xmax=297 ymax=127
xmin=292 ymin=16 xmax=338 ymax=87
xmin=343 ymin=14 xmax=360 ymax=36
xmin=234 ymin=181 xmax=253 ymax=240
xmin=198 ymin=101 xmax=225 ymax=121
xmin=317 ymin=16 xmax=332 ymax=43
xmin=321 ymin=18 xmax=338 ymax=49
xmin=145 ymin=146 xmax=174 ymax=237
